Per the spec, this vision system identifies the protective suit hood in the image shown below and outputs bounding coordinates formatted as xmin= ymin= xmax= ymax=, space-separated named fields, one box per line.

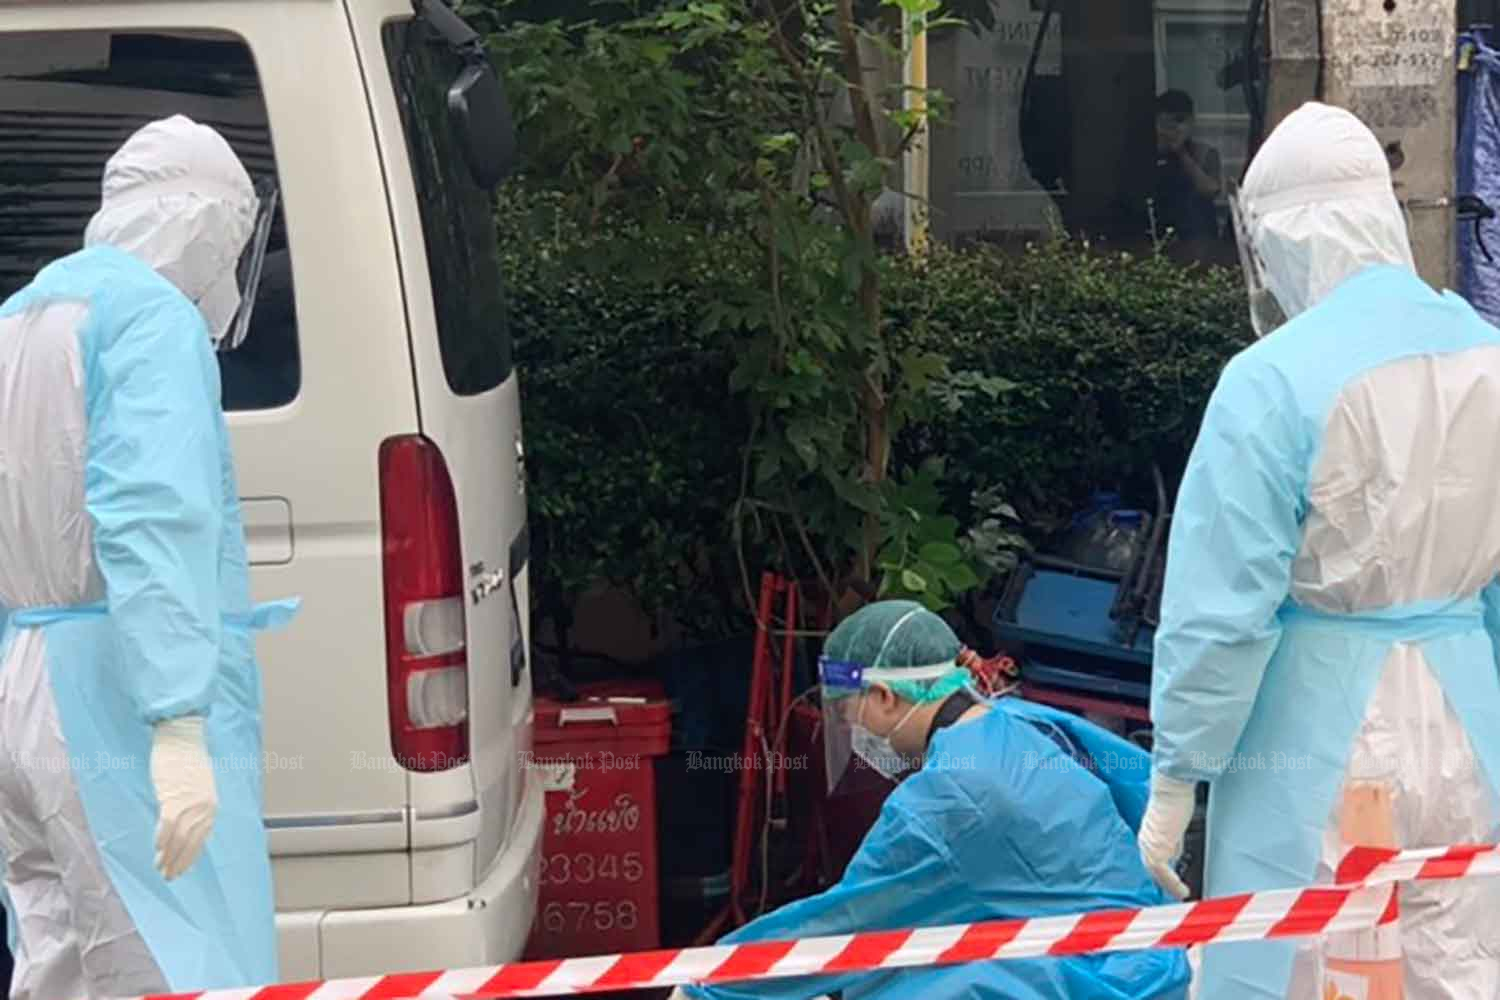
xmin=1240 ymin=102 xmax=1414 ymax=325
xmin=84 ymin=115 xmax=259 ymax=345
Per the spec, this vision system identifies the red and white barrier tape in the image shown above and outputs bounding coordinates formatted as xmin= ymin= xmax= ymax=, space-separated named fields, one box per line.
xmin=1330 ymin=841 xmax=1500 ymax=885
xmin=139 ymin=843 xmax=1500 ymax=1000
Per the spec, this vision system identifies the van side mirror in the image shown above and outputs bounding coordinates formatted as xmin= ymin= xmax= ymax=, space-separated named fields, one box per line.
xmin=448 ymin=62 xmax=517 ymax=189
xmin=412 ymin=0 xmax=518 ymax=189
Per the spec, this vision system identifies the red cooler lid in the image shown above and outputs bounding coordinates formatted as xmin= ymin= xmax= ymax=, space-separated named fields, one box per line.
xmin=534 ymin=679 xmax=671 ymax=746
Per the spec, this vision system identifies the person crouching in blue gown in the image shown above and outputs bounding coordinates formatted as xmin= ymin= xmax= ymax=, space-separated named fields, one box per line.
xmin=671 ymin=601 xmax=1192 ymax=1000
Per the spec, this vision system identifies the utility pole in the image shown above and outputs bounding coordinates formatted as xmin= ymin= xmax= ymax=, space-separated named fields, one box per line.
xmin=1314 ymin=0 xmax=1458 ymax=289
xmin=903 ymin=7 xmax=930 ymax=254
xmin=1263 ymin=0 xmax=1321 ymax=130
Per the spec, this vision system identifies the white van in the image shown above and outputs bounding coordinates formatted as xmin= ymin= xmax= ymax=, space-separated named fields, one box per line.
xmin=0 ymin=0 xmax=541 ymax=982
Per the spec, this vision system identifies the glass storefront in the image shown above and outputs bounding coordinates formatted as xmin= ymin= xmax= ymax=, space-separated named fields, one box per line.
xmin=919 ymin=0 xmax=1259 ymax=267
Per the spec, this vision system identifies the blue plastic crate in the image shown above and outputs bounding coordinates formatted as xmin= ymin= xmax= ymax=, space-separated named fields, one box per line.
xmin=993 ymin=561 xmax=1154 ymax=666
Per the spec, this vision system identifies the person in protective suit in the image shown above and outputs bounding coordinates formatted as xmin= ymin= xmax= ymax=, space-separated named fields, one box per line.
xmin=1140 ymin=101 xmax=1500 ymax=999
xmin=669 ymin=601 xmax=1190 ymax=1000
xmin=0 ymin=115 xmax=296 ymax=1000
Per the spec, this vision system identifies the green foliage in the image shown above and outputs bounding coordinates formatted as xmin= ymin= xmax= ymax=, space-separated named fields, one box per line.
xmin=962 ymin=485 xmax=1029 ymax=581
xmin=887 ymin=240 xmax=1252 ymax=537
xmin=472 ymin=0 xmax=787 ymax=250
xmin=649 ymin=0 xmax=976 ymax=604
xmin=481 ymin=0 xmax=999 ymax=618
xmin=502 ymin=185 xmax=1251 ymax=640
xmin=473 ymin=0 xmax=1250 ymax=641
xmin=500 ymin=192 xmax=754 ymax=642
xmin=875 ymin=459 xmax=981 ymax=611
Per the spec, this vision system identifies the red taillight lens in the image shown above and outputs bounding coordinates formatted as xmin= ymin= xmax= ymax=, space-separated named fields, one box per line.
xmin=380 ymin=435 xmax=469 ymax=772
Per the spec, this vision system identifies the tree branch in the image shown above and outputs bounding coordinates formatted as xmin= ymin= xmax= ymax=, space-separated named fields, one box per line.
xmin=757 ymin=0 xmax=862 ymax=238
xmin=834 ymin=0 xmax=884 ymax=159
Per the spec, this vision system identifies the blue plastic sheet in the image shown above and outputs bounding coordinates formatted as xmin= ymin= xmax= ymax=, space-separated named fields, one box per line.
xmin=1458 ymin=28 xmax=1500 ymax=323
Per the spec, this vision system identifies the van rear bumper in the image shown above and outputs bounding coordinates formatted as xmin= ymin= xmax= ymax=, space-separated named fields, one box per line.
xmin=277 ymin=770 xmax=543 ymax=980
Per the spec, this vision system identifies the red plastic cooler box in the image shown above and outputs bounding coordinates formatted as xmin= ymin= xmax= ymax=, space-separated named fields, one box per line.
xmin=524 ymin=681 xmax=671 ymax=959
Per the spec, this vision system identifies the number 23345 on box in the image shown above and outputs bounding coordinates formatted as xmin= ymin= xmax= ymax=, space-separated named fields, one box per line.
xmin=523 ymin=685 xmax=671 ymax=959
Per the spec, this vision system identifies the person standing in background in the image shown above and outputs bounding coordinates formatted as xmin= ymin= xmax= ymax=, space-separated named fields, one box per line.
xmin=1152 ymin=89 xmax=1222 ymax=245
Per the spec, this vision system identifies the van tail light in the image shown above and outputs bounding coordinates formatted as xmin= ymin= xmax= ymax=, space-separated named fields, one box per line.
xmin=380 ymin=435 xmax=469 ymax=772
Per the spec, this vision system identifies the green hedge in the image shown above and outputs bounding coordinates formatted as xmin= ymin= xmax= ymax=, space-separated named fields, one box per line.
xmin=888 ymin=241 xmax=1252 ymax=536
xmin=503 ymin=192 xmax=1253 ymax=644
xmin=503 ymin=196 xmax=754 ymax=643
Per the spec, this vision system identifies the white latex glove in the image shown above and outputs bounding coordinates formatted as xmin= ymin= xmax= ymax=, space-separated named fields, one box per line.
xmin=150 ymin=716 xmax=217 ymax=881
xmin=1138 ymin=771 xmax=1196 ymax=900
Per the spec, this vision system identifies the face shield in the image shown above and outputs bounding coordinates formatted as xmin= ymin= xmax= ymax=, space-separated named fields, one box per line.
xmin=1227 ymin=178 xmax=1288 ymax=339
xmin=217 ymin=179 xmax=279 ymax=353
xmin=818 ymin=655 xmax=955 ymax=793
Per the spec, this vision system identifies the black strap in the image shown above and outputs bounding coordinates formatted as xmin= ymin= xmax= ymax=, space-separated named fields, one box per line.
xmin=925 ymin=688 xmax=980 ymax=748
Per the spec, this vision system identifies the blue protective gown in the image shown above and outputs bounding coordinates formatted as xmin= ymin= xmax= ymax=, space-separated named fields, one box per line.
xmin=0 ymin=245 xmax=295 ymax=997
xmin=1151 ymin=264 xmax=1500 ymax=996
xmin=683 ymin=698 xmax=1191 ymax=1000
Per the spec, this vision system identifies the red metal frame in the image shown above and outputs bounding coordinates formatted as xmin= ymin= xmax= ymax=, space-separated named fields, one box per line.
xmin=694 ymin=573 xmax=835 ymax=943
xmin=695 ymin=573 xmax=794 ymax=940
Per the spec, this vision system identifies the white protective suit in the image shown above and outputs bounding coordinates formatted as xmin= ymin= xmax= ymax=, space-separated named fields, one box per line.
xmin=1144 ymin=101 xmax=1500 ymax=997
xmin=0 ymin=115 xmax=294 ymax=1000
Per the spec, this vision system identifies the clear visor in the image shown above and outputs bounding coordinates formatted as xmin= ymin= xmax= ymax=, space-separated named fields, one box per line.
xmin=1227 ymin=179 xmax=1287 ymax=339
xmin=218 ymin=178 xmax=279 ymax=352
xmin=819 ymin=657 xmax=864 ymax=795
xmin=818 ymin=656 xmax=948 ymax=794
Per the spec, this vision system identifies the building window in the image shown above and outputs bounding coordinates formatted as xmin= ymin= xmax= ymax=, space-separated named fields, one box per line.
xmin=923 ymin=0 xmax=1255 ymax=266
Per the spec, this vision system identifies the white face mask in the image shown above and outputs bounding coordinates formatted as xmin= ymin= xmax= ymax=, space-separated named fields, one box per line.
xmin=851 ymin=693 xmax=920 ymax=781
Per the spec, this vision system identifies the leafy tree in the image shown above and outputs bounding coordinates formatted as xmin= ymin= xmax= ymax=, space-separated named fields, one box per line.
xmin=474 ymin=0 xmax=1022 ymax=616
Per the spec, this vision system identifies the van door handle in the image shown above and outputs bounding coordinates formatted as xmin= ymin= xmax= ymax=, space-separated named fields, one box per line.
xmin=509 ymin=525 xmax=530 ymax=687
xmin=515 ymin=433 xmax=526 ymax=495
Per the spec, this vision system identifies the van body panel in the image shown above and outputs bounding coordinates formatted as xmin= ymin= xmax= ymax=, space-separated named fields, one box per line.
xmin=275 ymin=911 xmax=323 ymax=982
xmin=347 ymin=0 xmax=533 ymax=890
xmin=272 ymin=853 xmax=409 ymax=912
xmin=317 ymin=772 xmax=542 ymax=978
xmin=411 ymin=843 xmax=477 ymax=904
xmin=227 ymin=1 xmax=418 ymax=833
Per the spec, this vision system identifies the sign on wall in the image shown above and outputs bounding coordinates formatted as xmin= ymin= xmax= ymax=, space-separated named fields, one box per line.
xmin=930 ymin=0 xmax=1063 ymax=239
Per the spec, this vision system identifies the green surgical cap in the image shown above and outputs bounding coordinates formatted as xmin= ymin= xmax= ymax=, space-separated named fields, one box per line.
xmin=821 ymin=600 xmax=972 ymax=703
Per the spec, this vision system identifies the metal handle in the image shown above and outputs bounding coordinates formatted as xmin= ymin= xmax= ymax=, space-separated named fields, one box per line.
xmin=558 ymin=706 xmax=619 ymax=725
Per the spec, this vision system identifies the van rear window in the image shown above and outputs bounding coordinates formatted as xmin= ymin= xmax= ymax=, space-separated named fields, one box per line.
xmin=0 ymin=30 xmax=301 ymax=412
xmin=382 ymin=19 xmax=512 ymax=397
